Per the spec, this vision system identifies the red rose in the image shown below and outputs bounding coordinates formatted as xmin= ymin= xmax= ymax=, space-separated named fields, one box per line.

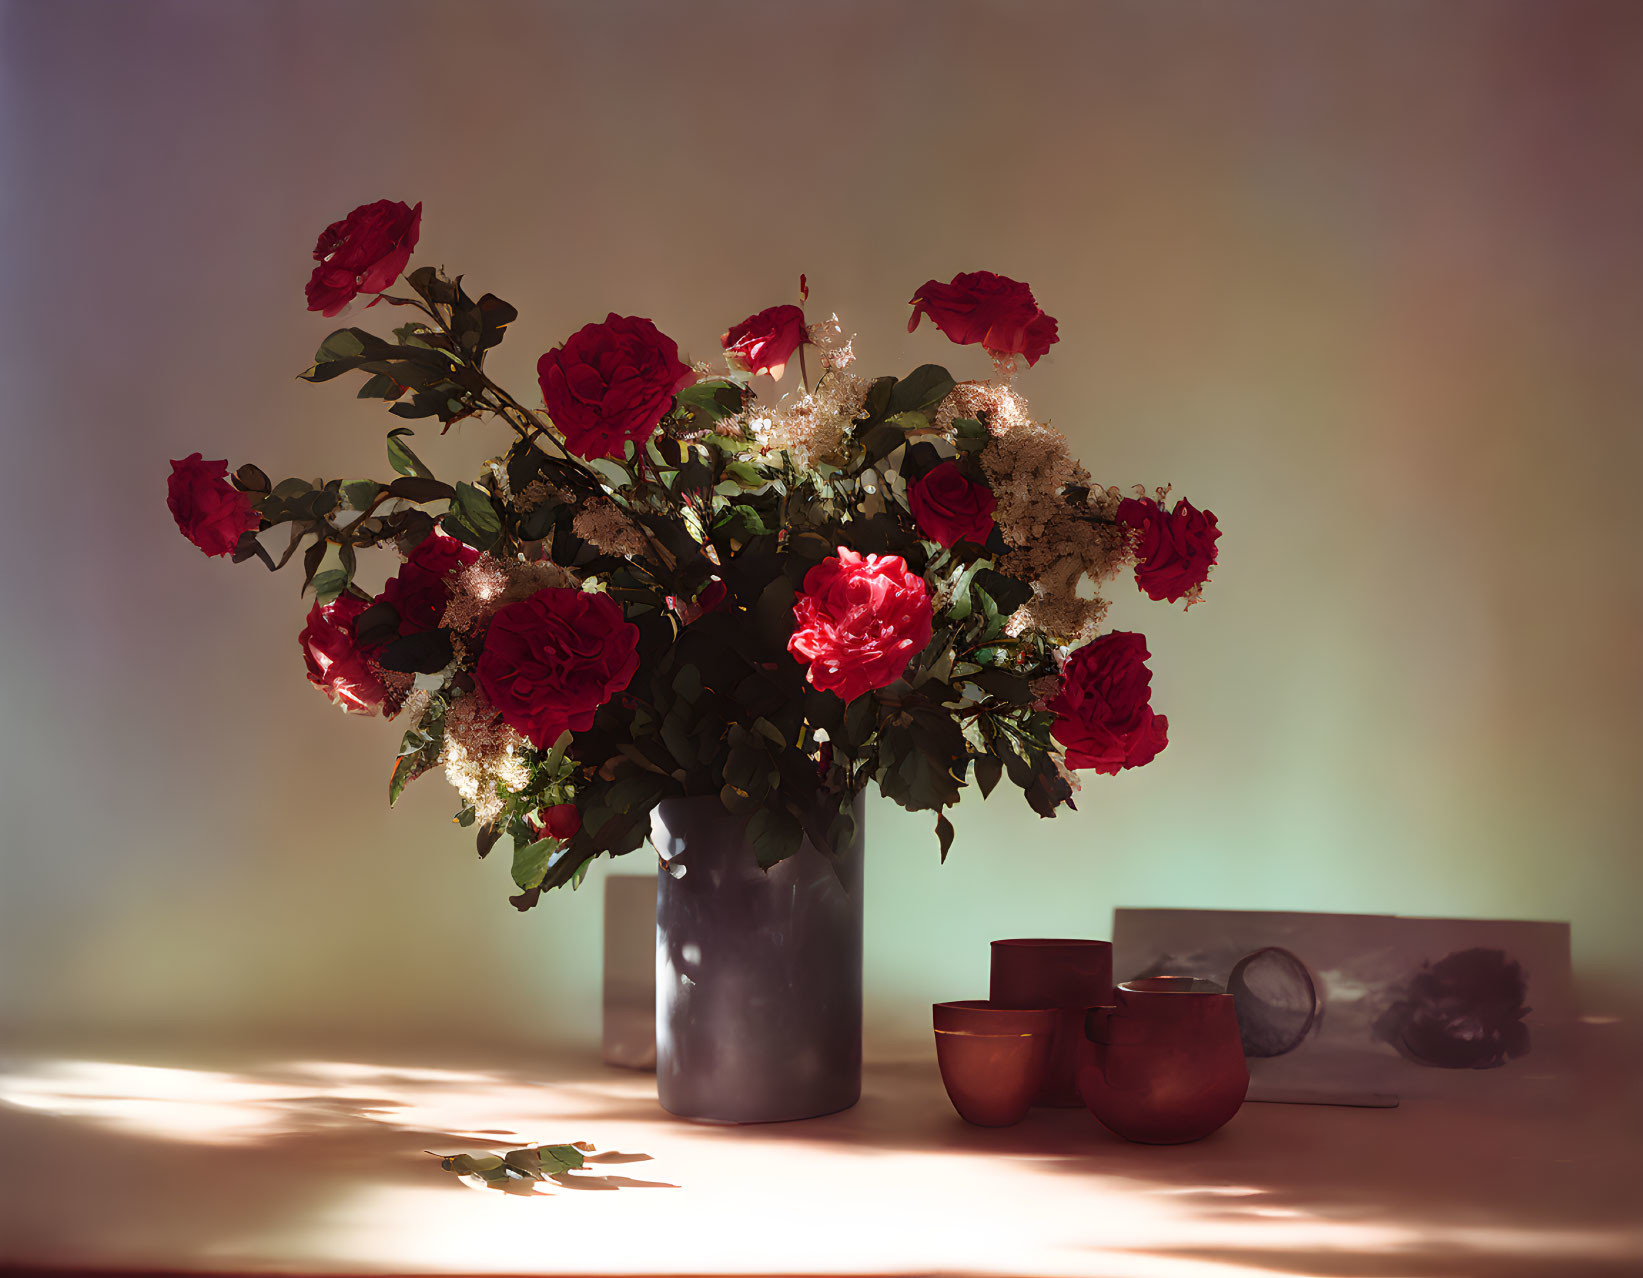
xmin=788 ymin=548 xmax=934 ymax=702
xmin=1117 ymin=497 xmax=1221 ymax=604
xmin=476 ymin=587 xmax=641 ymax=748
xmin=377 ymin=531 xmax=481 ymax=638
xmin=300 ymin=594 xmax=388 ymax=715
xmin=537 ymin=314 xmax=692 ymax=461
xmin=907 ymin=271 xmax=1059 ymax=367
xmin=722 ymin=304 xmax=809 ymax=379
xmin=304 ymin=199 xmax=422 ymax=317
xmin=907 ymin=460 xmax=996 ymax=548
xmin=534 ymin=803 xmax=582 ymax=841
xmin=1048 ymin=631 xmax=1168 ymax=774
xmin=167 ymin=453 xmax=260 ymax=558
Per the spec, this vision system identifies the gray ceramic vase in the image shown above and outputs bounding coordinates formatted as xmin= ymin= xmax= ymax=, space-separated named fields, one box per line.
xmin=651 ymin=795 xmax=865 ymax=1123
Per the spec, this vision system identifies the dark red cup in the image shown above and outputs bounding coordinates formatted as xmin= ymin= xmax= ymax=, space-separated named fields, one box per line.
xmin=989 ymin=938 xmax=1114 ymax=1107
xmin=933 ymin=1000 xmax=1058 ymax=1127
xmin=1079 ymin=977 xmax=1250 ymax=1143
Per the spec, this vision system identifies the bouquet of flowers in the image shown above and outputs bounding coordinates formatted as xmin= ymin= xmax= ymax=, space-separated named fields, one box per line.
xmin=167 ymin=199 xmax=1220 ymax=909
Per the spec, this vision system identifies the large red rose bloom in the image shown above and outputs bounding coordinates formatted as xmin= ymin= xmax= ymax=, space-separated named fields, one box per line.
xmin=476 ymin=587 xmax=641 ymax=748
xmin=788 ymin=549 xmax=934 ymax=702
xmin=1117 ymin=497 xmax=1221 ymax=604
xmin=1048 ymin=631 xmax=1168 ymax=774
xmin=536 ymin=314 xmax=692 ymax=461
xmin=305 ymin=199 xmax=422 ymax=317
xmin=721 ymin=304 xmax=808 ymax=379
xmin=167 ymin=453 xmax=260 ymax=558
xmin=300 ymin=594 xmax=388 ymax=715
xmin=907 ymin=460 xmax=996 ymax=548
xmin=376 ymin=531 xmax=481 ymax=639
xmin=907 ymin=271 xmax=1059 ymax=367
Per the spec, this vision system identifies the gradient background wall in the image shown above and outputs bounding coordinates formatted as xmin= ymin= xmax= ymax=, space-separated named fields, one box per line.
xmin=3 ymin=0 xmax=1639 ymax=1055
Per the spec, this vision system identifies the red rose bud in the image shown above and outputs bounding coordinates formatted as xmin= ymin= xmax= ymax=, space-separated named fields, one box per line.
xmin=908 ymin=271 xmax=1059 ymax=367
xmin=666 ymin=578 xmax=728 ymax=625
xmin=305 ymin=199 xmax=422 ymax=317
xmin=721 ymin=303 xmax=809 ymax=380
xmin=1117 ymin=497 xmax=1221 ymax=605
xmin=167 ymin=453 xmax=260 ymax=558
xmin=1048 ymin=631 xmax=1168 ymax=774
xmin=907 ymin=460 xmax=996 ymax=549
xmin=535 ymin=803 xmax=582 ymax=841
xmin=476 ymin=586 xmax=641 ymax=748
xmin=537 ymin=314 xmax=692 ymax=461
xmin=376 ymin=531 xmax=481 ymax=640
xmin=299 ymin=594 xmax=388 ymax=715
xmin=788 ymin=548 xmax=934 ymax=703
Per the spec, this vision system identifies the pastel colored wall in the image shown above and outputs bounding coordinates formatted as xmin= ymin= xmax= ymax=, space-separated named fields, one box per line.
xmin=3 ymin=0 xmax=1639 ymax=1055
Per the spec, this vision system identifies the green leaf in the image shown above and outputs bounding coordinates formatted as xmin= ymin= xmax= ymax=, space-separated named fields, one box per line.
xmin=431 ymin=1140 xmax=619 ymax=1194
xmin=862 ymin=376 xmax=894 ymax=421
xmin=388 ymin=476 xmax=457 ymax=503
xmin=944 ymin=557 xmax=992 ymax=623
xmin=356 ymin=372 xmax=404 ymax=400
xmin=973 ymin=583 xmax=1003 ymax=639
xmin=888 ymin=364 xmax=955 ymax=417
xmin=935 ymin=811 xmax=955 ymax=863
xmin=502 ymin=1147 xmax=543 ymax=1178
xmin=672 ymin=379 xmax=748 ymax=422
xmin=341 ymin=480 xmax=381 ymax=512
xmin=720 ymin=460 xmax=766 ymax=490
xmin=538 ymin=1143 xmax=587 ymax=1175
xmin=748 ymin=805 xmax=803 ymax=868
xmin=965 ymin=666 xmax=1032 ymax=704
xmin=672 ymin=663 xmax=703 ymax=704
xmin=713 ymin=503 xmax=769 ymax=540
xmin=305 ymin=543 xmax=351 ymax=602
xmin=844 ymin=692 xmax=875 ymax=745
xmin=310 ymin=568 xmax=349 ymax=605
xmin=512 ymin=837 xmax=558 ymax=891
xmin=972 ymin=752 xmax=1004 ymax=798
xmin=389 ymin=700 xmax=445 ymax=807
xmin=375 ymin=628 xmax=454 ymax=675
xmin=953 ymin=416 xmax=988 ymax=453
xmin=386 ymin=427 xmax=433 ymax=479
xmin=974 ymin=568 xmax=1033 ymax=615
xmin=315 ymin=328 xmax=366 ymax=363
xmin=443 ymin=481 xmax=502 ymax=551
xmin=232 ymin=463 xmax=271 ymax=493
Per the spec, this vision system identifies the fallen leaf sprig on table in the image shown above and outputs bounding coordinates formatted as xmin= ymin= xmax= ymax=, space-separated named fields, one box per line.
xmin=430 ymin=1141 xmax=677 ymax=1195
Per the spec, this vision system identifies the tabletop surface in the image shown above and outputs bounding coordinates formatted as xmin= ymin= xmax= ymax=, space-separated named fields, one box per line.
xmin=1 ymin=1027 xmax=1640 ymax=1278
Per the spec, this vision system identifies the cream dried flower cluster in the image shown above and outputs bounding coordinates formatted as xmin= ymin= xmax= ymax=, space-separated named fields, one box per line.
xmin=736 ymin=371 xmax=871 ymax=469
xmin=441 ymin=691 xmax=531 ymax=827
xmin=934 ymin=381 xmax=1127 ymax=642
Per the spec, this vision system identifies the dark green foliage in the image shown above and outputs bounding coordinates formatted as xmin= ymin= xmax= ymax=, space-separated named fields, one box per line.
xmin=233 ymin=263 xmax=1101 ymax=911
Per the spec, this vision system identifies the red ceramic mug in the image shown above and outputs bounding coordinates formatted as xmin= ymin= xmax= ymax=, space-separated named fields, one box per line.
xmin=990 ymin=938 xmax=1113 ymax=1107
xmin=1079 ymin=977 xmax=1249 ymax=1144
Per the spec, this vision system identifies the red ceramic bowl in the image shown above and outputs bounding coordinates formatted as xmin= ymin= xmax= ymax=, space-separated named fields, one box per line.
xmin=933 ymin=1000 xmax=1057 ymax=1127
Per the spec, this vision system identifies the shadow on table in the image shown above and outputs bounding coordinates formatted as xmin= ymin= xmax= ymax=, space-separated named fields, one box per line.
xmin=2 ymin=1042 xmax=1638 ymax=1277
